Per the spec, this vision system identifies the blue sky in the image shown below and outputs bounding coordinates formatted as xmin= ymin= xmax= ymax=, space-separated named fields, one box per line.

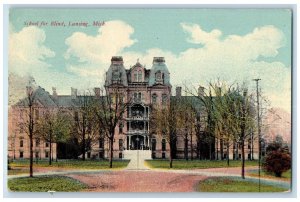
xmin=9 ymin=8 xmax=292 ymax=112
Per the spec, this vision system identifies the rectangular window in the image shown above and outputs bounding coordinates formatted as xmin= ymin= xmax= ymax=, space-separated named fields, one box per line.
xmin=162 ymin=152 xmax=166 ymax=159
xmin=119 ymin=152 xmax=123 ymax=159
xmin=19 ymin=151 xmax=23 ymax=158
xmin=162 ymin=139 xmax=166 ymax=151
xmin=35 ymin=109 xmax=39 ymax=120
xmin=99 ymin=151 xmax=104 ymax=159
xmin=99 ymin=138 xmax=104 ymax=149
xmin=248 ymin=153 xmax=251 ymax=160
xmin=87 ymin=152 xmax=91 ymax=159
xmin=45 ymin=151 xmax=49 ymax=158
xmin=36 ymin=139 xmax=40 ymax=147
xmin=74 ymin=111 xmax=79 ymax=121
xmin=35 ymin=152 xmax=39 ymax=158
xmin=45 ymin=142 xmax=49 ymax=147
xmin=119 ymin=123 xmax=123 ymax=133
xmin=119 ymin=139 xmax=123 ymax=150
xmin=152 ymin=139 xmax=156 ymax=151
xmin=20 ymin=140 xmax=23 ymax=147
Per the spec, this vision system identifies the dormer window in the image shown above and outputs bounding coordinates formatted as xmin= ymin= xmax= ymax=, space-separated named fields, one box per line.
xmin=155 ymin=71 xmax=164 ymax=84
xmin=112 ymin=69 xmax=122 ymax=82
xmin=133 ymin=69 xmax=143 ymax=82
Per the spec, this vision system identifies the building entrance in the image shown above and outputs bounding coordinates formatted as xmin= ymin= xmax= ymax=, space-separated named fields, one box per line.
xmin=128 ymin=135 xmax=150 ymax=150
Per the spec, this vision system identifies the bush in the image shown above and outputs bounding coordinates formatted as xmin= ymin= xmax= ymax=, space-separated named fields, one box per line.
xmin=263 ymin=151 xmax=291 ymax=177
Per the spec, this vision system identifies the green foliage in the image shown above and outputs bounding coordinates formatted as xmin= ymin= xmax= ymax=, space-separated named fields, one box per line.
xmin=197 ymin=177 xmax=289 ymax=192
xmin=145 ymin=159 xmax=258 ymax=169
xmin=8 ymin=176 xmax=87 ymax=192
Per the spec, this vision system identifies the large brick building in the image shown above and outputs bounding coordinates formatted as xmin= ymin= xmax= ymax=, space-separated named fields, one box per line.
xmin=8 ymin=56 xmax=261 ymax=161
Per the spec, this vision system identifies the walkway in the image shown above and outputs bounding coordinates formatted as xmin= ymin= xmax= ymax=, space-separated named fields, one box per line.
xmin=123 ymin=150 xmax=151 ymax=170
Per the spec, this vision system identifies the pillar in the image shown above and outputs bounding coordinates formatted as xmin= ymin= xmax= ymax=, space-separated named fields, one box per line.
xmin=129 ymin=135 xmax=131 ymax=150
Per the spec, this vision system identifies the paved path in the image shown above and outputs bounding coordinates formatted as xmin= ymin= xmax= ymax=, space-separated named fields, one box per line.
xmin=124 ymin=150 xmax=151 ymax=170
xmin=67 ymin=170 xmax=207 ymax=192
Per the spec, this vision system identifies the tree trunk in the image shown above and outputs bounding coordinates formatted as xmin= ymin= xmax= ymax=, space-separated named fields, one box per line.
xmin=49 ymin=139 xmax=52 ymax=165
xmin=109 ymin=137 xmax=114 ymax=168
xmin=49 ymin=132 xmax=52 ymax=165
xmin=190 ymin=133 xmax=193 ymax=161
xmin=56 ymin=143 xmax=58 ymax=162
xmin=29 ymin=134 xmax=33 ymax=177
xmin=82 ymin=131 xmax=86 ymax=161
xmin=227 ymin=142 xmax=230 ymax=166
xmin=241 ymin=140 xmax=245 ymax=179
xmin=169 ymin=142 xmax=173 ymax=168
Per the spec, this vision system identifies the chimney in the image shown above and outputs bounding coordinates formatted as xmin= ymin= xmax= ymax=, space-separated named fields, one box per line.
xmin=198 ymin=86 xmax=205 ymax=97
xmin=71 ymin=87 xmax=77 ymax=99
xmin=26 ymin=86 xmax=33 ymax=96
xmin=176 ymin=86 xmax=182 ymax=97
xmin=153 ymin=57 xmax=165 ymax=64
xmin=94 ymin=87 xmax=101 ymax=98
xmin=52 ymin=87 xmax=58 ymax=98
xmin=111 ymin=56 xmax=123 ymax=65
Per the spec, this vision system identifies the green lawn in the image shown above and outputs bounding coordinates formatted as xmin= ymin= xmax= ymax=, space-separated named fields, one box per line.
xmin=248 ymin=169 xmax=291 ymax=179
xmin=197 ymin=177 xmax=289 ymax=192
xmin=145 ymin=159 xmax=258 ymax=169
xmin=8 ymin=176 xmax=87 ymax=192
xmin=9 ymin=159 xmax=130 ymax=170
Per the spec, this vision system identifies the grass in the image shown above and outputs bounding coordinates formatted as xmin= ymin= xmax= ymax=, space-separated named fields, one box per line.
xmin=145 ymin=159 xmax=258 ymax=169
xmin=247 ymin=169 xmax=291 ymax=180
xmin=8 ymin=176 xmax=87 ymax=192
xmin=197 ymin=177 xmax=289 ymax=192
xmin=9 ymin=159 xmax=130 ymax=170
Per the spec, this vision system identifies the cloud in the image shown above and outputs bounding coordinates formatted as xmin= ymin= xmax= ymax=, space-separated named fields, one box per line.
xmin=181 ymin=22 xmax=222 ymax=45
xmin=9 ymin=21 xmax=290 ymax=113
xmin=9 ymin=26 xmax=55 ymax=76
xmin=63 ymin=21 xmax=290 ymax=112
xmin=65 ymin=20 xmax=136 ymax=65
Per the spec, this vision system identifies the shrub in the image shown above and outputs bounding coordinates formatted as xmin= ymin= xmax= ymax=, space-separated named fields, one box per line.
xmin=263 ymin=151 xmax=291 ymax=177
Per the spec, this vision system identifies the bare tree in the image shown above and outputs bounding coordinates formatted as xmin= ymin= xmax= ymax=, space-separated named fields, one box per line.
xmin=151 ymin=97 xmax=182 ymax=168
xmin=18 ymin=86 xmax=37 ymax=177
xmin=93 ymin=86 xmax=129 ymax=168
xmin=71 ymin=91 xmax=99 ymax=161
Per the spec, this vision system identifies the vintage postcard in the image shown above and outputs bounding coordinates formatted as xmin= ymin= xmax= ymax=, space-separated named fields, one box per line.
xmin=6 ymin=7 xmax=292 ymax=194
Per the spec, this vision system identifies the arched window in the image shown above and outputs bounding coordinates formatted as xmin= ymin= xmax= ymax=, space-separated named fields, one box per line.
xmin=138 ymin=70 xmax=142 ymax=82
xmin=152 ymin=94 xmax=157 ymax=104
xmin=133 ymin=70 xmax=138 ymax=82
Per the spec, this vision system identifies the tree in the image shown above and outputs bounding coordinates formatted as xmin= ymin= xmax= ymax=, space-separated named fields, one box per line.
xmin=262 ymin=134 xmax=291 ymax=177
xmin=151 ymin=97 xmax=181 ymax=168
xmin=36 ymin=109 xmax=71 ymax=165
xmin=18 ymin=86 xmax=37 ymax=177
xmin=71 ymin=91 xmax=99 ymax=161
xmin=93 ymin=86 xmax=129 ymax=168
xmin=263 ymin=151 xmax=291 ymax=177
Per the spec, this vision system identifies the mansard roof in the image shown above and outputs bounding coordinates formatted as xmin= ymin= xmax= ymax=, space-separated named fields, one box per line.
xmin=149 ymin=57 xmax=171 ymax=87
xmin=105 ymin=56 xmax=128 ymax=87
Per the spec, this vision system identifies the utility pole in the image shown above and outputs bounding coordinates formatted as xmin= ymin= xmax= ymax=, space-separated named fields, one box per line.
xmin=253 ymin=78 xmax=261 ymax=192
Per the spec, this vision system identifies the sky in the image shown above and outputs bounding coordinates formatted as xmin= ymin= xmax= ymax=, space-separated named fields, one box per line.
xmin=8 ymin=8 xmax=292 ymax=113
